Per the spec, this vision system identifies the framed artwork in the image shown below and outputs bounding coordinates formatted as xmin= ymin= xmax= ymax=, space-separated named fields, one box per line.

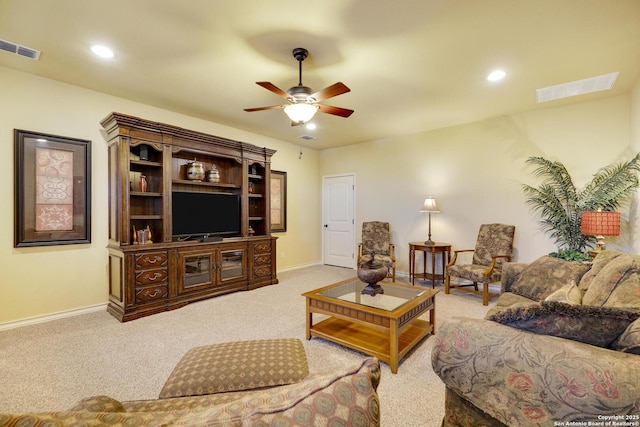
xmin=270 ymin=170 xmax=287 ymax=232
xmin=14 ymin=129 xmax=91 ymax=247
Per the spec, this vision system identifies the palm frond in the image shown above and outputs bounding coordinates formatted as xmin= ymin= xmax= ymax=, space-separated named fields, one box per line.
xmin=523 ymin=154 xmax=639 ymax=253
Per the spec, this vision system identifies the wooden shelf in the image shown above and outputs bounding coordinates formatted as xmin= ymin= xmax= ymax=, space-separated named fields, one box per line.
xmin=130 ymin=191 xmax=162 ymax=197
xmin=248 ymin=174 xmax=263 ymax=180
xmin=309 ymin=317 xmax=433 ymax=367
xmin=131 ymin=159 xmax=162 ymax=167
xmin=172 ymin=179 xmax=240 ymax=189
xmin=131 ymin=215 xmax=163 ymax=220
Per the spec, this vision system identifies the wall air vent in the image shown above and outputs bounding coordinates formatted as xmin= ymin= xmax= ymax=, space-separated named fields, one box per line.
xmin=0 ymin=38 xmax=41 ymax=60
xmin=536 ymin=72 xmax=619 ymax=103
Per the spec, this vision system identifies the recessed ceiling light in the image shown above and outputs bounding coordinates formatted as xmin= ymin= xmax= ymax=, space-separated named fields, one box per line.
xmin=91 ymin=45 xmax=114 ymax=58
xmin=305 ymin=123 xmax=316 ymax=130
xmin=487 ymin=70 xmax=506 ymax=82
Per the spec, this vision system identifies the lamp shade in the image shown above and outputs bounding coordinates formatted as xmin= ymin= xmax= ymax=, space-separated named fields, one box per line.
xmin=581 ymin=211 xmax=620 ymax=236
xmin=420 ymin=197 xmax=440 ymax=213
xmin=284 ymin=103 xmax=318 ymax=124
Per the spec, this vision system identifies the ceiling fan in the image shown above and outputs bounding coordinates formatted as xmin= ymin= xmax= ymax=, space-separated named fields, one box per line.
xmin=244 ymin=47 xmax=354 ymax=125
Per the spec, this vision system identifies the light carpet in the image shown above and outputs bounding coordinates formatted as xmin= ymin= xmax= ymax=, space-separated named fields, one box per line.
xmin=0 ymin=265 xmax=496 ymax=426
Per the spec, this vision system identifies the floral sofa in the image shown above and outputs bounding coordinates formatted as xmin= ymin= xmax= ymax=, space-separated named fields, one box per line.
xmin=0 ymin=339 xmax=381 ymax=426
xmin=432 ymin=250 xmax=640 ymax=426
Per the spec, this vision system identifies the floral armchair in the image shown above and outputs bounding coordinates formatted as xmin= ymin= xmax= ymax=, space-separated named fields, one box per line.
xmin=357 ymin=221 xmax=396 ymax=281
xmin=445 ymin=223 xmax=515 ymax=305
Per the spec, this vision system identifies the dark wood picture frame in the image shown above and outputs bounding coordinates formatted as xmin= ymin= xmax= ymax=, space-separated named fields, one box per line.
xmin=14 ymin=129 xmax=91 ymax=247
xmin=270 ymin=170 xmax=287 ymax=232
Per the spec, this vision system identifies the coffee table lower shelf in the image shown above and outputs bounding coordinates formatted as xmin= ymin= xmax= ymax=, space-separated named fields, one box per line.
xmin=308 ymin=317 xmax=433 ymax=372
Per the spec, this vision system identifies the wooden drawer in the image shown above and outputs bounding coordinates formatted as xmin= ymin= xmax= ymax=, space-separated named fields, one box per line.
xmin=135 ymin=252 xmax=168 ymax=269
xmin=254 ymin=253 xmax=271 ymax=266
xmin=253 ymin=265 xmax=272 ymax=278
xmin=135 ymin=268 xmax=168 ymax=286
xmin=135 ymin=284 xmax=168 ymax=303
xmin=252 ymin=242 xmax=271 ymax=254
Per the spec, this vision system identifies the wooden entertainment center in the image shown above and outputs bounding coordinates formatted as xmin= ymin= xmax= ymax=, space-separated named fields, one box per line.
xmin=102 ymin=112 xmax=278 ymax=322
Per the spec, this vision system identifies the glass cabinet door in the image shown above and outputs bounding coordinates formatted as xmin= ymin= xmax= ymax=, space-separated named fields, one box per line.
xmin=220 ymin=249 xmax=245 ymax=282
xmin=183 ymin=254 xmax=212 ymax=288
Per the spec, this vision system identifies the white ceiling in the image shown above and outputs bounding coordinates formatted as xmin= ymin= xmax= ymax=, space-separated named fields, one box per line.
xmin=2 ymin=0 xmax=640 ymax=150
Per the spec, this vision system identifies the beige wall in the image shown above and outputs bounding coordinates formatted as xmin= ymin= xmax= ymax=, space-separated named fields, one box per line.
xmin=320 ymin=94 xmax=636 ymax=273
xmin=0 ymin=66 xmax=322 ymax=325
xmin=2 ymin=64 xmax=638 ymax=326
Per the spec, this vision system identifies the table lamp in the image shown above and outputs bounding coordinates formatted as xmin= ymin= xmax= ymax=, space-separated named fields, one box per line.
xmin=580 ymin=210 xmax=620 ymax=252
xmin=420 ymin=197 xmax=440 ymax=245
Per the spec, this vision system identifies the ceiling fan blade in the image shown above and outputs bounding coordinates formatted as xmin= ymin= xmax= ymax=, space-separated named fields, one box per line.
xmin=311 ymin=82 xmax=351 ymax=102
xmin=318 ymin=104 xmax=354 ymax=118
xmin=256 ymin=82 xmax=290 ymax=99
xmin=243 ymin=105 xmax=283 ymax=112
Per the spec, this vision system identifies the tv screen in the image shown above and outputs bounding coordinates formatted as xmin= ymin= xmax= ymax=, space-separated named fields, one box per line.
xmin=172 ymin=191 xmax=240 ymax=238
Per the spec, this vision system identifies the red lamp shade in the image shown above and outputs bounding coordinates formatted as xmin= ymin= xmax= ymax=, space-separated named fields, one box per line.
xmin=581 ymin=211 xmax=620 ymax=236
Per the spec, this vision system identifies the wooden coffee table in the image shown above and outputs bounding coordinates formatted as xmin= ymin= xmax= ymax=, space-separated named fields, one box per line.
xmin=303 ymin=278 xmax=438 ymax=373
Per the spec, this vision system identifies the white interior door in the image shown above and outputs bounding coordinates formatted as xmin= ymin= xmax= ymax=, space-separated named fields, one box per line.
xmin=322 ymin=174 xmax=355 ymax=268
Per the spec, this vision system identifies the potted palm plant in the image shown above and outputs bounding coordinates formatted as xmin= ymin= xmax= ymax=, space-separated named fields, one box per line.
xmin=522 ymin=153 xmax=640 ymax=260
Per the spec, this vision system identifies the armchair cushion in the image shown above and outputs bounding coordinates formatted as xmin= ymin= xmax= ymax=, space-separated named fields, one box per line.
xmin=359 ymin=253 xmax=394 ymax=270
xmin=471 ymin=223 xmax=515 ymax=268
xmin=447 ymin=263 xmax=501 ymax=284
xmin=487 ymin=300 xmax=640 ymax=348
xmin=361 ymin=221 xmax=391 ymax=256
xmin=510 ymin=255 xmax=590 ymax=301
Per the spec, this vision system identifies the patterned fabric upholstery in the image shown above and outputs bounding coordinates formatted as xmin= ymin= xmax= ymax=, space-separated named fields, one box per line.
xmin=358 ymin=221 xmax=396 ymax=281
xmin=445 ymin=223 xmax=515 ymax=305
xmin=159 ymin=338 xmax=309 ymax=398
xmin=0 ymin=358 xmax=381 ymax=427
xmin=435 ymin=253 xmax=640 ymax=426
xmin=433 ymin=317 xmax=640 ymax=426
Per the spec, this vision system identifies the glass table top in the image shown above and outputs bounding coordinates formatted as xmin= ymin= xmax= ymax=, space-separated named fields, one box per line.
xmin=318 ymin=279 xmax=427 ymax=311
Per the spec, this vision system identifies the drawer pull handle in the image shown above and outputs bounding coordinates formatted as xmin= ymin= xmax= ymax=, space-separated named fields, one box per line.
xmin=143 ymin=256 xmax=163 ymax=264
xmin=144 ymin=272 xmax=163 ymax=281
xmin=147 ymin=289 xmax=160 ymax=298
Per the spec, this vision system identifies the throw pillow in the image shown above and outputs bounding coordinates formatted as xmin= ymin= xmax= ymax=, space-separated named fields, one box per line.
xmin=610 ymin=318 xmax=640 ymax=355
xmin=582 ymin=254 xmax=640 ymax=307
xmin=487 ymin=300 xmax=640 ymax=348
xmin=544 ymin=281 xmax=582 ymax=305
xmin=510 ymin=256 xmax=591 ymax=302
xmin=578 ymin=249 xmax=625 ymax=292
xmin=159 ymin=338 xmax=309 ymax=399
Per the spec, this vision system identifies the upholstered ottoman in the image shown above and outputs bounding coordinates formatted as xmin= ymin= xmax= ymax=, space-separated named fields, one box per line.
xmin=159 ymin=338 xmax=310 ymax=399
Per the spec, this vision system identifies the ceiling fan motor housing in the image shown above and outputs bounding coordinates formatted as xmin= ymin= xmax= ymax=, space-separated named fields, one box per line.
xmin=287 ymin=85 xmax=314 ymax=103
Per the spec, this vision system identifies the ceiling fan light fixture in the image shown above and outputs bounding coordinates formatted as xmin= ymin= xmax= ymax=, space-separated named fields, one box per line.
xmin=284 ymin=103 xmax=318 ymax=124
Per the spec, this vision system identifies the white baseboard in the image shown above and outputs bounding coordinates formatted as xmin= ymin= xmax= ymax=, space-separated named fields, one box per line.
xmin=277 ymin=260 xmax=324 ymax=273
xmin=0 ymin=303 xmax=107 ymax=332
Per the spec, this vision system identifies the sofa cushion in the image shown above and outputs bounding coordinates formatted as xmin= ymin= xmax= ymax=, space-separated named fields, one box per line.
xmin=578 ymin=250 xmax=624 ymax=292
xmin=610 ymin=318 xmax=640 ymax=355
xmin=510 ymin=256 xmax=590 ymax=302
xmin=487 ymin=300 xmax=640 ymax=347
xmin=69 ymin=395 xmax=126 ymax=412
xmin=174 ymin=357 xmax=381 ymax=426
xmin=484 ymin=291 xmax=538 ymax=319
xmin=582 ymin=254 xmax=640 ymax=307
xmin=543 ymin=281 xmax=582 ymax=305
xmin=159 ymin=338 xmax=309 ymax=399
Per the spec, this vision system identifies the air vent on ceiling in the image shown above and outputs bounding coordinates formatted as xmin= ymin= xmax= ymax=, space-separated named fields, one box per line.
xmin=536 ymin=72 xmax=619 ymax=103
xmin=299 ymin=135 xmax=316 ymax=141
xmin=0 ymin=38 xmax=41 ymax=60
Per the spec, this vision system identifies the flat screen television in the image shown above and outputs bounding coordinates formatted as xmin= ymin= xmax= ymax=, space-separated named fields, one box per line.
xmin=172 ymin=191 xmax=240 ymax=239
